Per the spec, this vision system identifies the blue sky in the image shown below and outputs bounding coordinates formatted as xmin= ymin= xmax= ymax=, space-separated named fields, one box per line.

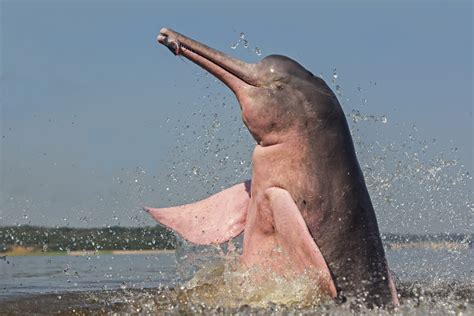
xmin=1 ymin=1 xmax=472 ymax=233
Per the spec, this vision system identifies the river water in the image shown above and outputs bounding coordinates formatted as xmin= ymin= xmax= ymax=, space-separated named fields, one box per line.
xmin=0 ymin=247 xmax=472 ymax=314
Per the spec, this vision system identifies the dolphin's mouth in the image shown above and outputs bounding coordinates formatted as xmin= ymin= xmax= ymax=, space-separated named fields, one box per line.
xmin=158 ymin=33 xmax=181 ymax=56
xmin=157 ymin=28 xmax=258 ymax=92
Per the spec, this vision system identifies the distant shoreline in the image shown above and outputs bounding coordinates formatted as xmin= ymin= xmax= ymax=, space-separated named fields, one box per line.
xmin=0 ymin=246 xmax=176 ymax=257
xmin=70 ymin=249 xmax=176 ymax=256
xmin=1 ymin=225 xmax=471 ymax=257
xmin=386 ymin=241 xmax=470 ymax=250
xmin=1 ymin=242 xmax=470 ymax=257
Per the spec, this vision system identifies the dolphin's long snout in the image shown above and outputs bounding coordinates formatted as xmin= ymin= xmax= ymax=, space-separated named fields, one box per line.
xmin=157 ymin=28 xmax=258 ymax=92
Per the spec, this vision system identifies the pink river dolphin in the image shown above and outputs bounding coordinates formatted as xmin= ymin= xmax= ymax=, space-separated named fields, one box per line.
xmin=145 ymin=28 xmax=399 ymax=308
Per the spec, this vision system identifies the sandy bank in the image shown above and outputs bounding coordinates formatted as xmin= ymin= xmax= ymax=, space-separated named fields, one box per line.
xmin=0 ymin=246 xmax=175 ymax=257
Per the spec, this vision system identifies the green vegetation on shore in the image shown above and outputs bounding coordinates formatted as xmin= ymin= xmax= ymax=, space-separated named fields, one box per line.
xmin=0 ymin=225 xmax=176 ymax=253
xmin=0 ymin=225 xmax=471 ymax=254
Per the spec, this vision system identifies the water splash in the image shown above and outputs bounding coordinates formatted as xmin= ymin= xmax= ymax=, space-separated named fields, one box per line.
xmin=328 ymin=69 xmax=471 ymax=236
xmin=230 ymin=31 xmax=262 ymax=56
xmin=0 ymin=277 xmax=471 ymax=314
xmin=350 ymin=109 xmax=388 ymax=124
xmin=182 ymin=260 xmax=330 ymax=308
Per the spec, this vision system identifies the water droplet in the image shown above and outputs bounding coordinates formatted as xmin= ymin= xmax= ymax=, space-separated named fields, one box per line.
xmin=332 ymin=68 xmax=338 ymax=85
xmin=212 ymin=119 xmax=220 ymax=129
xmin=255 ymin=47 xmax=262 ymax=56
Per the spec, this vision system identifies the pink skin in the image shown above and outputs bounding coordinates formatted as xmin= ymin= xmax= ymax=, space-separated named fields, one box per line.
xmin=145 ymin=181 xmax=251 ymax=245
xmin=150 ymin=28 xmax=337 ymax=298
xmin=147 ymin=28 xmax=399 ymax=307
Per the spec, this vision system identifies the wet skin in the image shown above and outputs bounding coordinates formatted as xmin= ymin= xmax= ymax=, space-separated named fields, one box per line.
xmin=150 ymin=28 xmax=399 ymax=307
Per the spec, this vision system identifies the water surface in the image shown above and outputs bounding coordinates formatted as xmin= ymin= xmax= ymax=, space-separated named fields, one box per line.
xmin=0 ymin=248 xmax=472 ymax=314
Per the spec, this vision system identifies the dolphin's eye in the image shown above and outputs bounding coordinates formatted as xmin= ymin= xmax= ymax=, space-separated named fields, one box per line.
xmin=276 ymin=84 xmax=284 ymax=91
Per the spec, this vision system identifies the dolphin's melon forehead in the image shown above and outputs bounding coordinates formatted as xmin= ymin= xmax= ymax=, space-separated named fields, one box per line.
xmin=258 ymin=54 xmax=315 ymax=79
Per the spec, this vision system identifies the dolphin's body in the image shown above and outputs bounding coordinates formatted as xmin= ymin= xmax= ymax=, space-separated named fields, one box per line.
xmin=146 ymin=28 xmax=399 ymax=307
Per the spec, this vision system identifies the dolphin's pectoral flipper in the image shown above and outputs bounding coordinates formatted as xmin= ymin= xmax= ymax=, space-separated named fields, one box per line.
xmin=243 ymin=187 xmax=337 ymax=298
xmin=145 ymin=180 xmax=251 ymax=245
xmin=266 ymin=187 xmax=337 ymax=298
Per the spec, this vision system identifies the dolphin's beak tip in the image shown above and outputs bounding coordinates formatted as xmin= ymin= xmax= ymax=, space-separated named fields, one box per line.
xmin=157 ymin=28 xmax=170 ymax=44
xmin=159 ymin=27 xmax=172 ymax=36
